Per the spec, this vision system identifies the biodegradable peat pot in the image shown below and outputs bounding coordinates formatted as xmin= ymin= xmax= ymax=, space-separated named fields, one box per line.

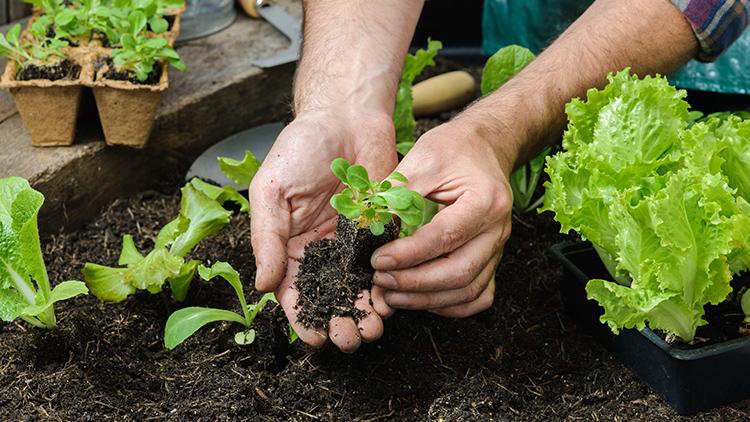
xmin=92 ymin=61 xmax=169 ymax=148
xmin=552 ymin=242 xmax=750 ymax=415
xmin=0 ymin=60 xmax=85 ymax=147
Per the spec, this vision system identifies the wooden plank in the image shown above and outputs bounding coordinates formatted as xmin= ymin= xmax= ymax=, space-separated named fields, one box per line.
xmin=7 ymin=0 xmax=29 ymax=21
xmin=0 ymin=0 xmax=302 ymax=233
xmin=0 ymin=1 xmax=8 ymax=25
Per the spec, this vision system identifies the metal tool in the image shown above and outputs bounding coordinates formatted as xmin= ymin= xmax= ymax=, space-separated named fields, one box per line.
xmin=239 ymin=0 xmax=302 ymax=68
xmin=186 ymin=121 xmax=284 ymax=188
xmin=177 ymin=0 xmax=237 ymax=43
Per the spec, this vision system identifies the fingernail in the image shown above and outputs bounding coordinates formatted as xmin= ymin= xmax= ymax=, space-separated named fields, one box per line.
xmin=384 ymin=291 xmax=405 ymax=306
xmin=372 ymin=254 xmax=397 ymax=270
xmin=373 ymin=271 xmax=397 ymax=289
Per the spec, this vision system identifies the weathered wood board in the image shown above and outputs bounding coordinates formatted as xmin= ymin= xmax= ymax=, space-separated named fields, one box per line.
xmin=0 ymin=0 xmax=301 ymax=233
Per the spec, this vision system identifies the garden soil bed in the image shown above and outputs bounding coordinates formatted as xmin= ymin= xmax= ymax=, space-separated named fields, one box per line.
xmin=2 ymin=59 xmax=750 ymax=421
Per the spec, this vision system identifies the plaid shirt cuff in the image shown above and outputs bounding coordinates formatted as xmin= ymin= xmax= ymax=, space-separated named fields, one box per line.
xmin=671 ymin=0 xmax=750 ymax=61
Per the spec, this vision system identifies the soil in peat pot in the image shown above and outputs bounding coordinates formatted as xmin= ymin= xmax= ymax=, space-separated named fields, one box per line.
xmin=2 ymin=59 xmax=750 ymax=421
xmin=295 ymin=216 xmax=398 ymax=329
xmin=97 ymin=57 xmax=161 ymax=85
xmin=17 ymin=59 xmax=81 ymax=81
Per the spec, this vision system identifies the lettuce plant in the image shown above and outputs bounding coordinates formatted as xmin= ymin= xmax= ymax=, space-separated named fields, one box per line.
xmin=481 ymin=45 xmax=550 ymax=214
xmin=164 ymin=262 xmax=279 ymax=349
xmin=83 ymin=153 xmax=258 ymax=302
xmin=111 ymin=10 xmax=185 ymax=81
xmin=543 ymin=69 xmax=750 ymax=342
xmin=394 ymin=39 xmax=442 ymax=156
xmin=0 ymin=24 xmax=34 ymax=65
xmin=0 ymin=177 xmax=88 ymax=329
xmin=330 ymin=158 xmax=425 ymax=236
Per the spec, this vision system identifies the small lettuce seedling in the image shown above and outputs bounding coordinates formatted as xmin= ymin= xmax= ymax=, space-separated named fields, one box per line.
xmin=163 ymin=262 xmax=281 ymax=349
xmin=0 ymin=24 xmax=33 ymax=65
xmin=329 ymin=158 xmax=425 ymax=236
xmin=394 ymin=39 xmax=442 ymax=156
xmin=0 ymin=177 xmax=88 ymax=329
xmin=480 ymin=45 xmax=549 ymax=214
xmin=111 ymin=10 xmax=185 ymax=81
xmin=83 ymin=152 xmax=258 ymax=303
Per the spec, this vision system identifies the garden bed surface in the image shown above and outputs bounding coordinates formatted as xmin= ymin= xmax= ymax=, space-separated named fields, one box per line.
xmin=2 ymin=60 xmax=750 ymax=421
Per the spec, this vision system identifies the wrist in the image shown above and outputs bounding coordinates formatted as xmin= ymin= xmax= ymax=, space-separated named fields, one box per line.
xmin=450 ymin=103 xmax=525 ymax=177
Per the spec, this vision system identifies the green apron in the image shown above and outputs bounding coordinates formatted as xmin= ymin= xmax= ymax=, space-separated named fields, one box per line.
xmin=482 ymin=0 xmax=750 ymax=94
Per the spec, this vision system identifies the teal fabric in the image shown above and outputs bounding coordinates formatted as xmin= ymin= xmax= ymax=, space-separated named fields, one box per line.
xmin=482 ymin=0 xmax=750 ymax=94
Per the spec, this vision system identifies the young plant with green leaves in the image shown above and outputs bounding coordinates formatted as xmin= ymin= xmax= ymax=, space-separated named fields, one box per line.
xmin=83 ymin=152 xmax=259 ymax=303
xmin=329 ymin=158 xmax=426 ymax=237
xmin=394 ymin=39 xmax=442 ymax=156
xmin=164 ymin=262 xmax=282 ymax=349
xmin=0 ymin=24 xmax=34 ymax=65
xmin=0 ymin=177 xmax=88 ymax=329
xmin=110 ymin=10 xmax=185 ymax=81
xmin=481 ymin=45 xmax=550 ymax=214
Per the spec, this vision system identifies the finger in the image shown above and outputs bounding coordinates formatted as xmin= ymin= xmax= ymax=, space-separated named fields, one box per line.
xmin=354 ymin=290 xmax=384 ymax=342
xmin=430 ymin=277 xmax=496 ymax=318
xmin=274 ymin=260 xmax=327 ymax=347
xmin=371 ymin=193 xmax=488 ymax=271
xmin=250 ymin=179 xmax=291 ymax=292
xmin=373 ymin=231 xmax=501 ymax=292
xmin=384 ymin=254 xmax=499 ymax=310
xmin=329 ymin=316 xmax=361 ymax=353
xmin=371 ymin=285 xmax=396 ymax=318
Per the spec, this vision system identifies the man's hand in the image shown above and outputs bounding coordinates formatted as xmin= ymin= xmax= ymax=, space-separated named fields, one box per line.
xmin=371 ymin=0 xmax=699 ymax=319
xmin=249 ymin=110 xmax=397 ymax=352
xmin=370 ymin=120 xmax=512 ymax=317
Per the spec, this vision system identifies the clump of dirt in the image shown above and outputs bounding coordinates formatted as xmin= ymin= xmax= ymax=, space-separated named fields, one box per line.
xmin=17 ymin=59 xmax=81 ymax=81
xmin=295 ymin=215 xmax=398 ymax=329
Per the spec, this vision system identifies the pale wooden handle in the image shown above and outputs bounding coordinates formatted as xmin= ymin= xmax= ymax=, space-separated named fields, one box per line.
xmin=238 ymin=0 xmax=270 ymax=18
xmin=412 ymin=71 xmax=477 ymax=117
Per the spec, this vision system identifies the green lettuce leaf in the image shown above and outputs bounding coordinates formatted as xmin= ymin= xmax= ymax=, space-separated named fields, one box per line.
xmin=218 ymin=151 xmax=261 ymax=189
xmin=543 ymin=69 xmax=750 ymax=342
xmin=480 ymin=45 xmax=534 ymax=96
xmin=394 ymin=39 xmax=442 ymax=155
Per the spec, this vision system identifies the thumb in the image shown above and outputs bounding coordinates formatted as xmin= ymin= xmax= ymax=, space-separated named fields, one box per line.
xmin=250 ymin=182 xmax=290 ymax=292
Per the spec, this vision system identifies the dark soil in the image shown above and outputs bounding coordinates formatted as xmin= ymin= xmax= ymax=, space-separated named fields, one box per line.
xmin=17 ymin=59 xmax=81 ymax=81
xmin=295 ymin=216 xmax=398 ymax=329
xmin=165 ymin=14 xmax=176 ymax=32
xmin=3 ymin=59 xmax=750 ymax=420
xmin=97 ymin=57 xmax=161 ymax=85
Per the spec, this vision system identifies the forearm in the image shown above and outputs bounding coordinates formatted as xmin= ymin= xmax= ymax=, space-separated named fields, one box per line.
xmin=459 ymin=0 xmax=698 ymax=173
xmin=294 ymin=0 xmax=424 ymax=117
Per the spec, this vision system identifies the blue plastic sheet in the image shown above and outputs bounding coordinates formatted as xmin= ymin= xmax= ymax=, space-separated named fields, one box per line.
xmin=482 ymin=0 xmax=750 ymax=94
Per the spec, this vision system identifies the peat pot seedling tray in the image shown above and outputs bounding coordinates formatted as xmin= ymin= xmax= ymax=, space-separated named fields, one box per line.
xmin=551 ymin=241 xmax=750 ymax=416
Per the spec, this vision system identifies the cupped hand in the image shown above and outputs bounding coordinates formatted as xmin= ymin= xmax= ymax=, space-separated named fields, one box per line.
xmin=370 ymin=119 xmax=513 ymax=318
xmin=249 ymin=110 xmax=397 ymax=352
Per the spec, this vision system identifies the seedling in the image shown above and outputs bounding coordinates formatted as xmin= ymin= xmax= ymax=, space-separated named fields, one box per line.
xmin=164 ymin=262 xmax=286 ymax=349
xmin=329 ymin=158 xmax=426 ymax=236
xmin=394 ymin=39 xmax=442 ymax=156
xmin=0 ymin=24 xmax=34 ymax=65
xmin=111 ymin=10 xmax=185 ymax=81
xmin=480 ymin=45 xmax=550 ymax=215
xmin=83 ymin=153 xmax=258 ymax=302
xmin=0 ymin=177 xmax=88 ymax=329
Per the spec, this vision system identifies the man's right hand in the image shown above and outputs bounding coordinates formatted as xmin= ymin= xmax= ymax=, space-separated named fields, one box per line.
xmin=249 ymin=109 xmax=397 ymax=352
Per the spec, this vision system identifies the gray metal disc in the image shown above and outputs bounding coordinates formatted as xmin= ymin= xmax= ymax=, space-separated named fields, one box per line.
xmin=186 ymin=121 xmax=284 ymax=189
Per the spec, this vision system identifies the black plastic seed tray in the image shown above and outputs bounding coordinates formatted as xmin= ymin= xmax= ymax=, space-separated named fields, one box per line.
xmin=552 ymin=241 xmax=750 ymax=415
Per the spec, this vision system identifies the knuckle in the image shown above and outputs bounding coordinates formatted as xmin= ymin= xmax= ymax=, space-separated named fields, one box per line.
xmin=439 ymin=225 xmax=464 ymax=253
xmin=465 ymin=282 xmax=483 ymax=302
xmin=488 ymin=186 xmax=512 ymax=217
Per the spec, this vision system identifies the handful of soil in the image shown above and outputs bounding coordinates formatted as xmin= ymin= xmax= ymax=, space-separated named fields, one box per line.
xmin=295 ymin=215 xmax=398 ymax=329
